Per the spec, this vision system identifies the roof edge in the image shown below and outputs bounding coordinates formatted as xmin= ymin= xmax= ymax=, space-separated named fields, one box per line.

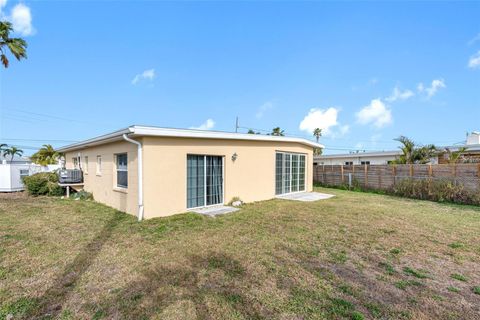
xmin=57 ymin=125 xmax=323 ymax=152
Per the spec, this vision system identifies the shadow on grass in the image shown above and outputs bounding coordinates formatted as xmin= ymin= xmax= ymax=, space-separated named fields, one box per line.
xmin=100 ymin=252 xmax=269 ymax=319
xmin=31 ymin=211 xmax=128 ymax=319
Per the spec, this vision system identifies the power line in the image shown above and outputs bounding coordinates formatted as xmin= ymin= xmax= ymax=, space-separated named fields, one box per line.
xmin=1 ymin=138 xmax=79 ymax=143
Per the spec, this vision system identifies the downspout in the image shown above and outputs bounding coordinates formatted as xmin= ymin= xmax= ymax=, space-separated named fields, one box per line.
xmin=122 ymin=134 xmax=144 ymax=221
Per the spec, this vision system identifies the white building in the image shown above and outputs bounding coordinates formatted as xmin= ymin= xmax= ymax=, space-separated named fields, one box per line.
xmin=315 ymin=132 xmax=480 ymax=166
xmin=314 ymin=150 xmax=402 ymax=166
xmin=0 ymin=155 xmax=59 ymax=192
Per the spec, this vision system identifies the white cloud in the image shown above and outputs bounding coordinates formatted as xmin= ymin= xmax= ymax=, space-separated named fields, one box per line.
xmin=10 ymin=3 xmax=34 ymax=36
xmin=190 ymin=119 xmax=215 ymax=130
xmin=385 ymin=86 xmax=414 ymax=102
xmin=0 ymin=0 xmax=7 ymax=16
xmin=356 ymin=99 xmax=392 ymax=128
xmin=256 ymin=101 xmax=273 ymax=119
xmin=299 ymin=107 xmax=341 ymax=136
xmin=468 ymin=33 xmax=480 ymax=46
xmin=417 ymin=79 xmax=446 ymax=98
xmin=131 ymin=68 xmax=155 ymax=85
xmin=468 ymin=51 xmax=480 ymax=69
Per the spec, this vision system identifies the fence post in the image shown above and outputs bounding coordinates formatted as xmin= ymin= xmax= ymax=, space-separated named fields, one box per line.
xmin=348 ymin=173 xmax=352 ymax=190
xmin=392 ymin=165 xmax=397 ymax=186
xmin=364 ymin=164 xmax=368 ymax=188
xmin=378 ymin=166 xmax=382 ymax=189
xmin=477 ymin=164 xmax=480 ymax=191
xmin=322 ymin=164 xmax=325 ymax=184
xmin=409 ymin=164 xmax=414 ymax=177
xmin=341 ymin=165 xmax=345 ymax=183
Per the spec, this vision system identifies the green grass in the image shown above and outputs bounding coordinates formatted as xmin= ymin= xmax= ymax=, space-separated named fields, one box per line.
xmin=447 ymin=286 xmax=461 ymax=293
xmin=448 ymin=242 xmax=464 ymax=249
xmin=451 ymin=273 xmax=468 ymax=282
xmin=403 ymin=267 xmax=429 ymax=279
xmin=1 ymin=187 xmax=480 ymax=319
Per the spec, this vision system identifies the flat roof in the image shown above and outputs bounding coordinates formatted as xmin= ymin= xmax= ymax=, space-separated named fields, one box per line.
xmin=315 ymin=144 xmax=480 ymax=160
xmin=58 ymin=125 xmax=324 ymax=152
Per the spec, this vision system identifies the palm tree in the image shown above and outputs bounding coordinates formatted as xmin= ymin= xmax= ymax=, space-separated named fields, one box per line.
xmin=0 ymin=21 xmax=28 ymax=68
xmin=444 ymin=147 xmax=468 ymax=164
xmin=271 ymin=127 xmax=285 ymax=136
xmin=30 ymin=144 xmax=62 ymax=165
xmin=394 ymin=136 xmax=437 ymax=164
xmin=394 ymin=136 xmax=416 ymax=164
xmin=313 ymin=128 xmax=322 ymax=143
xmin=3 ymin=146 xmax=23 ymax=162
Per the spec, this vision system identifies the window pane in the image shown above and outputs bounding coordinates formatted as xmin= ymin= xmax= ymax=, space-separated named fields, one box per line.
xmin=275 ymin=153 xmax=283 ymax=195
xmin=292 ymin=154 xmax=299 ymax=192
xmin=116 ymin=154 xmax=128 ymax=187
xmin=117 ymin=171 xmax=128 ymax=188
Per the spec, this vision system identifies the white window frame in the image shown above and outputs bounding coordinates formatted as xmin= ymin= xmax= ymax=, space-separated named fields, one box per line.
xmin=84 ymin=156 xmax=89 ymax=174
xmin=115 ymin=153 xmax=128 ymax=189
xmin=19 ymin=169 xmax=29 ymax=179
xmin=96 ymin=155 xmax=102 ymax=176
xmin=275 ymin=151 xmax=307 ymax=195
xmin=186 ymin=154 xmax=225 ymax=209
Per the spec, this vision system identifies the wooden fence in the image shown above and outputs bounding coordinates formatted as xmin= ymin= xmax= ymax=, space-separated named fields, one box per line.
xmin=313 ymin=164 xmax=480 ymax=192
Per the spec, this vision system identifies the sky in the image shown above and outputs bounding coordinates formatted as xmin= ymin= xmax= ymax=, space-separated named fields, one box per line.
xmin=0 ymin=1 xmax=479 ymax=155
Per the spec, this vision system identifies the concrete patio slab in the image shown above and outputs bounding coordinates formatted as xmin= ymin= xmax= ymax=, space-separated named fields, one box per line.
xmin=276 ymin=192 xmax=335 ymax=202
xmin=189 ymin=205 xmax=240 ymax=217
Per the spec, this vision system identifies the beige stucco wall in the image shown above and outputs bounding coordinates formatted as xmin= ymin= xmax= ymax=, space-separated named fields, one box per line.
xmin=64 ymin=140 xmax=139 ymax=216
xmin=65 ymin=137 xmax=313 ymax=219
xmin=142 ymin=137 xmax=313 ymax=219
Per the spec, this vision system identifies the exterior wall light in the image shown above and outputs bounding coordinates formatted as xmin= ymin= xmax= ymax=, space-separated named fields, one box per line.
xmin=232 ymin=152 xmax=238 ymax=162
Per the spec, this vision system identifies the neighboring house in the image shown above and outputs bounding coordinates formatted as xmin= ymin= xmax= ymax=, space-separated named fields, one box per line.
xmin=316 ymin=132 xmax=480 ymax=166
xmin=57 ymin=125 xmax=322 ymax=220
xmin=0 ymin=155 xmax=59 ymax=192
xmin=314 ymin=150 xmax=402 ymax=166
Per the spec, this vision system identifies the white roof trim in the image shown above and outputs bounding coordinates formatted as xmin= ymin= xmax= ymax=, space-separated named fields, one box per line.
xmin=58 ymin=125 xmax=323 ymax=152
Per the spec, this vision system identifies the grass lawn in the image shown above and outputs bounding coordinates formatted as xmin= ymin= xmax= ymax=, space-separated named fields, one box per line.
xmin=1 ymin=188 xmax=480 ymax=319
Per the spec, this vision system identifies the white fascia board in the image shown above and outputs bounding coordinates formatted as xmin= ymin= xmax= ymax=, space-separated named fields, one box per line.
xmin=57 ymin=127 xmax=133 ymax=152
xmin=131 ymin=126 xmax=323 ymax=148
xmin=58 ymin=125 xmax=323 ymax=152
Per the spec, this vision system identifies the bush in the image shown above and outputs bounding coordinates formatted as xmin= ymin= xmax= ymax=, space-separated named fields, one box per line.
xmin=22 ymin=172 xmax=64 ymax=196
xmin=69 ymin=190 xmax=93 ymax=201
xmin=390 ymin=178 xmax=480 ymax=206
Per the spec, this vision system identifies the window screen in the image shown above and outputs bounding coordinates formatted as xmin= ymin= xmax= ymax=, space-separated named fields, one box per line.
xmin=116 ymin=153 xmax=128 ymax=188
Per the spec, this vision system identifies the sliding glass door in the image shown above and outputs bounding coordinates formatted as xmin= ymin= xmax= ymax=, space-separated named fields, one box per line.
xmin=187 ymin=155 xmax=224 ymax=208
xmin=275 ymin=152 xmax=306 ymax=195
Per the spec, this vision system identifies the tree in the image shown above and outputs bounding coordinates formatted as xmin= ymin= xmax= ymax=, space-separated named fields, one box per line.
xmin=247 ymin=129 xmax=260 ymax=135
xmin=0 ymin=21 xmax=28 ymax=68
xmin=30 ymin=144 xmax=63 ymax=165
xmin=271 ymin=127 xmax=285 ymax=136
xmin=313 ymin=128 xmax=322 ymax=143
xmin=444 ymin=147 xmax=468 ymax=164
xmin=2 ymin=146 xmax=23 ymax=162
xmin=394 ymin=136 xmax=437 ymax=164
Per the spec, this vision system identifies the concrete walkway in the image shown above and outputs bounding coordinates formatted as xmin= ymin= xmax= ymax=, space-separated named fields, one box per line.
xmin=276 ymin=192 xmax=335 ymax=202
xmin=189 ymin=205 xmax=240 ymax=217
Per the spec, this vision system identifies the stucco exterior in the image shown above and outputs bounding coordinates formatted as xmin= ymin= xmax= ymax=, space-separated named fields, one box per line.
xmin=65 ymin=140 xmax=140 ymax=215
xmin=65 ymin=136 xmax=313 ymax=219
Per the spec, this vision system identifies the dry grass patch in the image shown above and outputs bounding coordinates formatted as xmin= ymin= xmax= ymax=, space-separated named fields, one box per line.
xmin=1 ymin=188 xmax=480 ymax=319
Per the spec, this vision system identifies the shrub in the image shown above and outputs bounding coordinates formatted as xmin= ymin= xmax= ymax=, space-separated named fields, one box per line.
xmin=69 ymin=190 xmax=93 ymax=201
xmin=22 ymin=172 xmax=64 ymax=196
xmin=389 ymin=178 xmax=480 ymax=206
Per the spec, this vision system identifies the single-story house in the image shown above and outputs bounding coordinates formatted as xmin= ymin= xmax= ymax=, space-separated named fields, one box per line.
xmin=57 ymin=125 xmax=323 ymax=220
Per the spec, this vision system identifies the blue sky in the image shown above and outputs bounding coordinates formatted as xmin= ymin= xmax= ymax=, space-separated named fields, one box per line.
xmin=0 ymin=1 xmax=479 ymax=155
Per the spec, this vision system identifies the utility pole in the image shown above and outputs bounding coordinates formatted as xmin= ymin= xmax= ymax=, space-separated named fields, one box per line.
xmin=235 ymin=116 xmax=239 ymax=133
